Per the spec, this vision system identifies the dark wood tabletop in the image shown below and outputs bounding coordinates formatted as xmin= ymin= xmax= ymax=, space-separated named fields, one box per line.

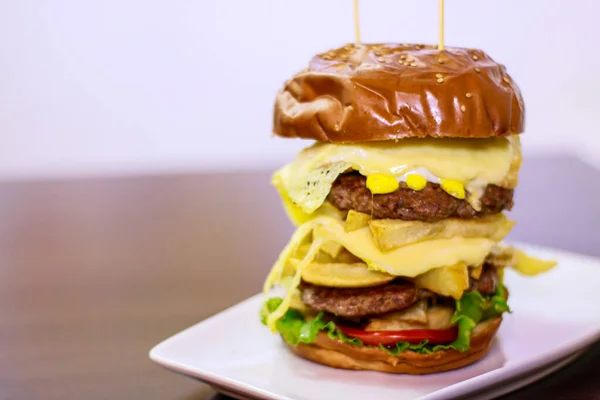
xmin=1 ymin=154 xmax=599 ymax=400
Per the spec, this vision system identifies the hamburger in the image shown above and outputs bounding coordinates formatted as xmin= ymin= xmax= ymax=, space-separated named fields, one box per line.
xmin=261 ymin=43 xmax=555 ymax=374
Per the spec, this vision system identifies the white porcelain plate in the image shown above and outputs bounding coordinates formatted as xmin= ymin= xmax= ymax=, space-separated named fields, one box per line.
xmin=150 ymin=243 xmax=600 ymax=400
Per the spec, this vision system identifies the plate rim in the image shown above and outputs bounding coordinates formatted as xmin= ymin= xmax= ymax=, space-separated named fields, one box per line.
xmin=150 ymin=242 xmax=600 ymax=400
xmin=150 ymin=296 xmax=600 ymax=400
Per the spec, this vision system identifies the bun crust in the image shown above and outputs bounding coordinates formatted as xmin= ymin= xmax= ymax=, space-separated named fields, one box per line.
xmin=274 ymin=44 xmax=524 ymax=142
xmin=285 ymin=317 xmax=502 ymax=374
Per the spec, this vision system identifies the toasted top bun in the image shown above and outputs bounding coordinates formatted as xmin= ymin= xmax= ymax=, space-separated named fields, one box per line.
xmin=273 ymin=44 xmax=524 ymax=142
xmin=285 ymin=316 xmax=502 ymax=375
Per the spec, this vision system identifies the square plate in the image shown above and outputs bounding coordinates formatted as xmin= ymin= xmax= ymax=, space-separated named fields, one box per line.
xmin=150 ymin=243 xmax=600 ymax=400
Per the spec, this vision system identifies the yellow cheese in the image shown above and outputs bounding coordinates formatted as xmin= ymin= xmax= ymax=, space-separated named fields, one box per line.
xmin=264 ymin=223 xmax=553 ymax=330
xmin=263 ymin=216 xmax=504 ymax=329
xmin=265 ymin=231 xmax=324 ymax=331
xmin=273 ymin=135 xmax=521 ymax=217
xmin=274 ymin=171 xmax=345 ymax=226
xmin=264 ymin=216 xmax=497 ymax=286
xmin=312 ymin=217 xmax=497 ymax=277
xmin=273 ymin=176 xmax=313 ymax=226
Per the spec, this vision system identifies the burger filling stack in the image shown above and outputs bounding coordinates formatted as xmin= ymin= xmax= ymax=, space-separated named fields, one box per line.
xmin=261 ymin=44 xmax=555 ymax=374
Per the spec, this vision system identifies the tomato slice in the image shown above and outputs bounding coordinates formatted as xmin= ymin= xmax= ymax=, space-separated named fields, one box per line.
xmin=337 ymin=325 xmax=458 ymax=346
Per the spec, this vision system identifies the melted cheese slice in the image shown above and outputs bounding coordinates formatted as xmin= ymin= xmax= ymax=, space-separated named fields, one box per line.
xmin=273 ymin=135 xmax=521 ymax=218
xmin=263 ymin=216 xmax=497 ymax=330
xmin=311 ymin=218 xmax=496 ymax=277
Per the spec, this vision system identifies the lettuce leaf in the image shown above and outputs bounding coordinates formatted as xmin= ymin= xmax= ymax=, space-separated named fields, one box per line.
xmin=261 ymin=283 xmax=509 ymax=355
xmin=261 ymin=297 xmax=362 ymax=346
xmin=451 ymin=282 xmax=510 ymax=351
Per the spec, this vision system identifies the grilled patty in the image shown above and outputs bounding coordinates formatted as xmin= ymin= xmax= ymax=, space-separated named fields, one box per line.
xmin=470 ymin=265 xmax=499 ymax=295
xmin=327 ymin=173 xmax=513 ymax=222
xmin=301 ymin=265 xmax=499 ymax=318
xmin=301 ymin=282 xmax=426 ymax=318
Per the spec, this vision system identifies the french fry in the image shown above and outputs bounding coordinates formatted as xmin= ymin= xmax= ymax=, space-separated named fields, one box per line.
xmin=469 ymin=264 xmax=483 ymax=279
xmin=413 ymin=262 xmax=469 ymax=299
xmin=288 ymin=258 xmax=395 ymax=288
xmin=369 ymin=214 xmax=514 ymax=252
xmin=344 ymin=210 xmax=372 ymax=232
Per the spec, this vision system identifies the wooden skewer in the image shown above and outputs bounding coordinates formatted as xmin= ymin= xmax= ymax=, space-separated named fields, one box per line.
xmin=353 ymin=0 xmax=361 ymax=44
xmin=439 ymin=0 xmax=445 ymax=51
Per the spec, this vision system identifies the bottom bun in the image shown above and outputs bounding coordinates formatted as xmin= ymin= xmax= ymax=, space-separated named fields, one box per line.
xmin=285 ymin=317 xmax=502 ymax=375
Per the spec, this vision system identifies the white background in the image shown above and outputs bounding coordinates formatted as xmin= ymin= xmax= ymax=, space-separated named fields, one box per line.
xmin=1 ymin=0 xmax=600 ymax=180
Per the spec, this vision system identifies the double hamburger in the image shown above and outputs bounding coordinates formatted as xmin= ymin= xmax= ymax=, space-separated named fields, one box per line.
xmin=261 ymin=43 xmax=554 ymax=374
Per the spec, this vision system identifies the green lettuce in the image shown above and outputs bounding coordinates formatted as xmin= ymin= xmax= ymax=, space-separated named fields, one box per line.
xmin=260 ymin=297 xmax=362 ymax=346
xmin=261 ymin=283 xmax=509 ymax=355
xmin=450 ymin=282 xmax=510 ymax=351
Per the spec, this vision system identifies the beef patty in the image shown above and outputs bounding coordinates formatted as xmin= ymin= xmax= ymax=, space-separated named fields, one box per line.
xmin=301 ymin=282 xmax=426 ymax=318
xmin=470 ymin=265 xmax=499 ymax=295
xmin=301 ymin=264 xmax=499 ymax=318
xmin=327 ymin=173 xmax=513 ymax=222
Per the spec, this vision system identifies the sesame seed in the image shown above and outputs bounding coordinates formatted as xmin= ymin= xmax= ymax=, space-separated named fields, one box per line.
xmin=410 ymin=62 xmax=417 ymax=67
xmin=460 ymin=105 xmax=466 ymax=112
xmin=466 ymin=92 xmax=473 ymax=98
xmin=437 ymin=78 xmax=444 ymax=83
xmin=404 ymin=62 xmax=410 ymax=66
xmin=322 ymin=55 xmax=332 ymax=60
xmin=378 ymin=57 xmax=385 ymax=63
xmin=475 ymin=67 xmax=481 ymax=73
xmin=503 ymin=76 xmax=510 ymax=83
xmin=400 ymin=54 xmax=407 ymax=60
xmin=436 ymin=73 xmax=443 ymax=78
xmin=437 ymin=59 xmax=445 ymax=64
xmin=374 ymin=51 xmax=383 ymax=57
xmin=472 ymin=54 xmax=479 ymax=60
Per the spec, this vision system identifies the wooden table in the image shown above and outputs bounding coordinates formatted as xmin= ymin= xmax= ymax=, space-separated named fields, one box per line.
xmin=1 ymin=155 xmax=599 ymax=400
